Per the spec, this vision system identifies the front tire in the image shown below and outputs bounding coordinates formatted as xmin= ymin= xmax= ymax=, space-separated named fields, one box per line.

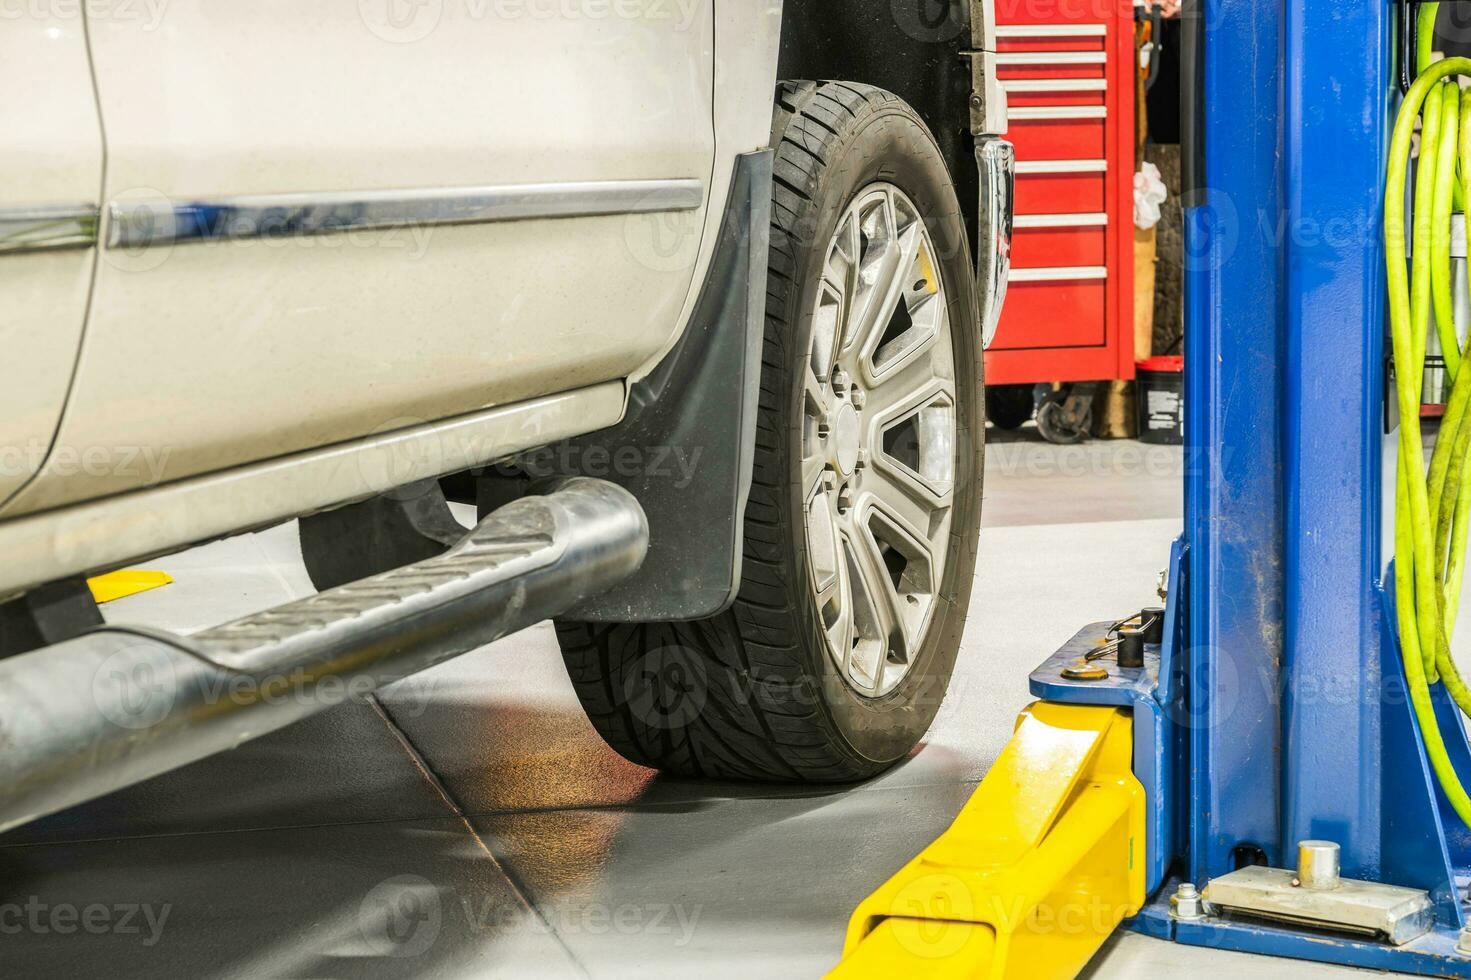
xmin=555 ymin=81 xmax=984 ymax=782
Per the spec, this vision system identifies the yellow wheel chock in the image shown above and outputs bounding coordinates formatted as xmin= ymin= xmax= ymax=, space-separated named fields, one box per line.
xmin=86 ymin=569 xmax=173 ymax=604
xmin=829 ymin=702 xmax=1145 ymax=979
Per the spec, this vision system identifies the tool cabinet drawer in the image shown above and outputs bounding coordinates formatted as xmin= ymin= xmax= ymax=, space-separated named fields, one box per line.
xmin=1005 ymin=116 xmax=1108 ymax=160
xmin=1014 ymin=168 xmax=1108 ymax=214
xmin=992 ymin=276 xmax=1109 ymax=350
xmin=1013 ymin=222 xmax=1108 ymax=269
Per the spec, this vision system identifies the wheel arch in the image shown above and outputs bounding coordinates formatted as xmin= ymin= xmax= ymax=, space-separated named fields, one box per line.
xmin=776 ymin=0 xmax=993 ymax=257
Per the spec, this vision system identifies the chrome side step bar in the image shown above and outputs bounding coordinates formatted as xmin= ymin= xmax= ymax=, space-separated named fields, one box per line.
xmin=0 ymin=478 xmax=647 ymax=833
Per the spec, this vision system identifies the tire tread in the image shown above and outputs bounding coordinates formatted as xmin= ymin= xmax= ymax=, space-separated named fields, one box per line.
xmin=556 ymin=80 xmax=975 ymax=782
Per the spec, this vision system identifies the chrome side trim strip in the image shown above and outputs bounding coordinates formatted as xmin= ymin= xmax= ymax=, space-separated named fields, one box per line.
xmin=107 ymin=179 xmax=706 ymax=249
xmin=0 ymin=204 xmax=99 ymax=254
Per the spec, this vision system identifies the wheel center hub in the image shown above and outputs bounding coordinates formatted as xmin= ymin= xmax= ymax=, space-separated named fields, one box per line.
xmin=832 ymin=402 xmax=861 ymax=477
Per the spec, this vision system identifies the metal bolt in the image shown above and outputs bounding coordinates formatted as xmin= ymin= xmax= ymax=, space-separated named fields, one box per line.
xmin=818 ymin=422 xmax=830 ymax=440
xmin=1296 ymin=840 xmax=1341 ymax=891
xmin=1457 ymin=926 xmax=1471 ymax=956
xmin=822 ymin=467 xmax=837 ymax=490
xmin=837 ymin=487 xmax=854 ymax=513
xmin=854 ymin=450 xmax=868 ymax=470
xmin=1170 ymin=882 xmax=1207 ymax=921
xmin=833 ymin=369 xmax=851 ymax=395
xmin=850 ymin=388 xmax=866 ymax=410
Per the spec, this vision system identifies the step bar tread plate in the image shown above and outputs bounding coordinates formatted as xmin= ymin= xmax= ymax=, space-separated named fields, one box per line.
xmin=0 ymin=478 xmax=647 ymax=833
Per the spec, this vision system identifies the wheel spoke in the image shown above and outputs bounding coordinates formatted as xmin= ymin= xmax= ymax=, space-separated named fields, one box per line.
xmin=829 ymin=533 xmax=858 ymax=677
xmin=847 ymin=221 xmax=923 ymax=364
xmin=802 ymin=451 xmax=827 ymax=499
xmin=863 ymin=341 xmax=953 ymax=422
xmin=847 ymin=520 xmax=907 ymax=694
xmin=807 ymin=488 xmax=843 ymax=600
xmin=817 ymin=214 xmax=859 ymax=377
xmin=805 ymin=364 xmax=832 ymax=426
xmin=812 ymin=280 xmax=844 ymax=382
xmin=815 ymin=554 xmax=843 ymax=607
xmin=828 ymin=211 xmax=860 ymax=288
xmin=863 ymin=500 xmax=943 ymax=668
xmin=868 ymin=465 xmax=947 ymax=544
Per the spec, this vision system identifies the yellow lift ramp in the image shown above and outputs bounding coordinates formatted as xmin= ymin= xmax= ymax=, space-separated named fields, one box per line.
xmin=86 ymin=569 xmax=173 ymax=604
xmin=829 ymin=702 xmax=1145 ymax=979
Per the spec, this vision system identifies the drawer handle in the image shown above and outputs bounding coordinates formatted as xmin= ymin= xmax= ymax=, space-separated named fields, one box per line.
xmin=997 ymin=51 xmax=1107 ymax=66
xmin=1015 ymin=159 xmax=1108 ymax=174
xmin=1014 ymin=213 xmax=1109 ymax=229
xmin=1003 ymin=78 xmax=1108 ymax=93
xmin=996 ymin=24 xmax=1107 ymax=38
xmin=1009 ymin=265 xmax=1108 ymax=282
xmin=1009 ymin=105 xmax=1108 ymax=121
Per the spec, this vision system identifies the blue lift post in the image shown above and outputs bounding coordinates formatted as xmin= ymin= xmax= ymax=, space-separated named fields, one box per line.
xmin=1031 ymin=0 xmax=1471 ymax=972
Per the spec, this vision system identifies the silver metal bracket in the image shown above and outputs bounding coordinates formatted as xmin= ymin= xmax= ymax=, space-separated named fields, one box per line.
xmin=965 ymin=0 xmax=999 ymax=135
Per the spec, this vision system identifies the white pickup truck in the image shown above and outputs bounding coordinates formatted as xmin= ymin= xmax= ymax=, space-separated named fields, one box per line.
xmin=0 ymin=0 xmax=1011 ymax=825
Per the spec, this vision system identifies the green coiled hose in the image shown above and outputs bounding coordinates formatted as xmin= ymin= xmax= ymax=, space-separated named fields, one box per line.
xmin=1386 ymin=4 xmax=1471 ymax=825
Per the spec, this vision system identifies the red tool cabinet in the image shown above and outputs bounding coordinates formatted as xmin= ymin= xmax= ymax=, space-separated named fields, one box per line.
xmin=986 ymin=1 xmax=1136 ymax=385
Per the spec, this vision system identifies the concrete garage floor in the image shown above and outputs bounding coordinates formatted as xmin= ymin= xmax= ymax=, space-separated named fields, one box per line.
xmin=0 ymin=430 xmax=1374 ymax=978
